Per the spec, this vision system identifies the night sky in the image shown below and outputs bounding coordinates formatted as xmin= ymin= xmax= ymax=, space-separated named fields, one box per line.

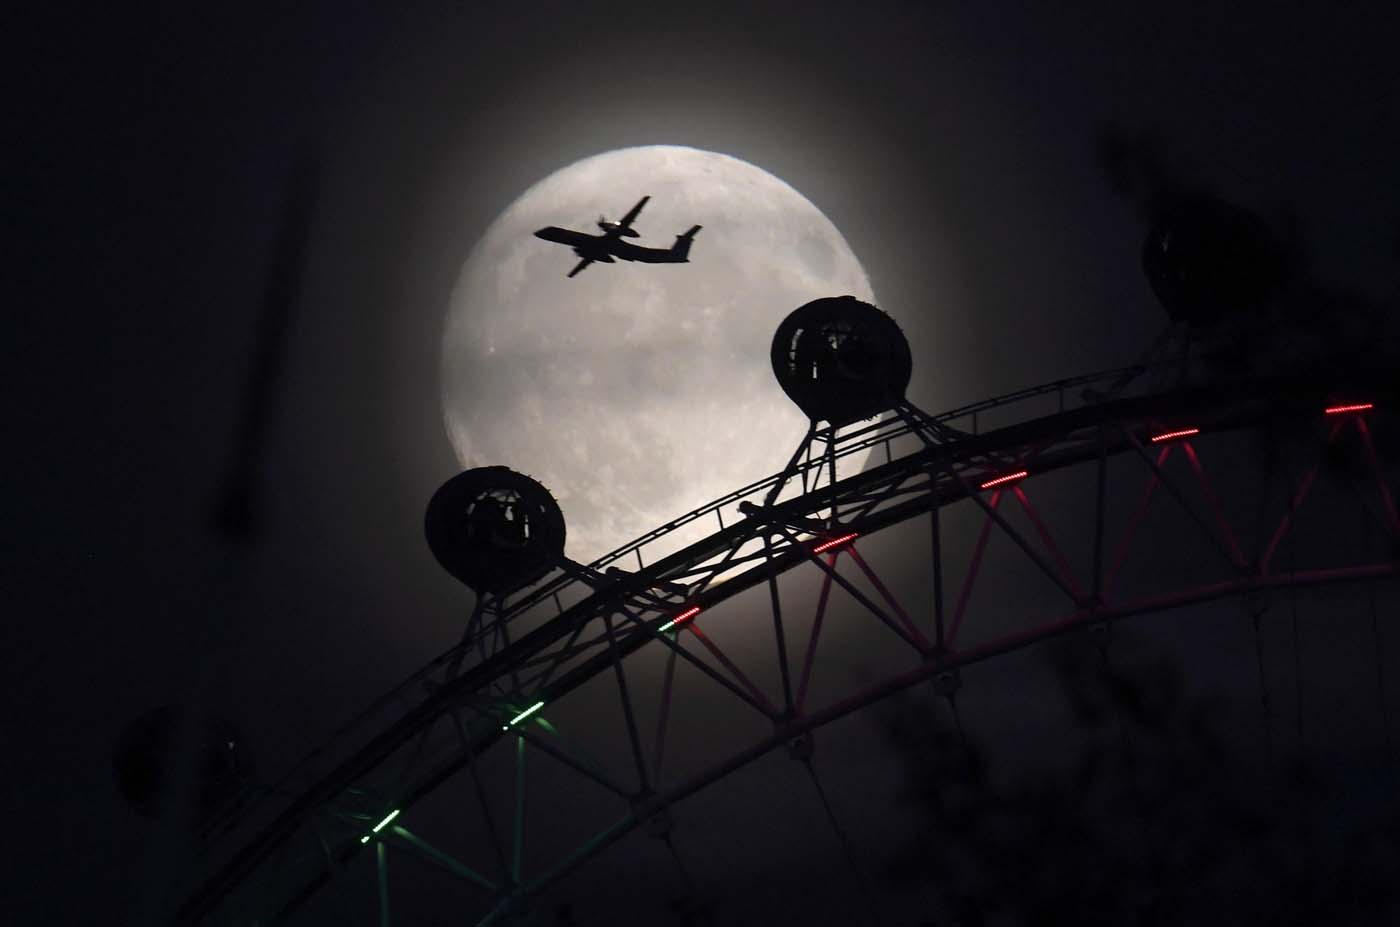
xmin=12 ymin=1 xmax=1400 ymax=923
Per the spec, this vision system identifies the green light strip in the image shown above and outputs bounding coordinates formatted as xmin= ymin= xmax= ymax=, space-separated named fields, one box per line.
xmin=360 ymin=808 xmax=401 ymax=844
xmin=503 ymin=701 xmax=545 ymax=730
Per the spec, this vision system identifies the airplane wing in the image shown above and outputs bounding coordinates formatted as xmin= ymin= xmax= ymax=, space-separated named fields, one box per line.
xmin=567 ymin=258 xmax=594 ymax=278
xmin=618 ymin=195 xmax=650 ymax=229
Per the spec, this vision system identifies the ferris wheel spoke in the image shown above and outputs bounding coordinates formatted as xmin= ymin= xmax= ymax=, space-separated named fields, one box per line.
xmin=947 ymin=464 xmax=1088 ymax=608
xmin=762 ymin=532 xmax=797 ymax=717
xmin=449 ymin=711 xmax=511 ymax=883
xmin=799 ymin=752 xmax=881 ymax=922
xmin=492 ymin=607 xmax=524 ymax=694
xmin=824 ymin=434 xmax=839 ymax=523
xmin=774 ymin=524 xmax=926 ymax=655
xmin=512 ymin=718 xmax=633 ymax=800
xmin=1122 ymin=427 xmax=1249 ymax=578
xmin=1260 ymin=420 xmax=1345 ymax=574
xmin=514 ymin=626 xmax=607 ymax=674
xmin=1179 ymin=439 xmax=1248 ymax=569
xmin=1092 ymin=426 xmax=1109 ymax=605
xmin=930 ymin=500 xmax=949 ymax=651
xmin=1354 ymin=418 xmax=1400 ymax=535
xmin=681 ymin=529 xmax=765 ymax=599
xmin=1009 ymin=485 xmax=1088 ymax=603
xmin=1363 ymin=563 xmax=1397 ymax=769
xmin=455 ymin=684 xmax=629 ymax=801
xmin=686 ymin=538 xmax=773 ymax=582
xmin=614 ymin=602 xmax=777 ymax=719
xmin=799 ymin=433 xmax=813 ymax=496
xmin=1105 ymin=446 xmax=1170 ymax=600
xmin=844 ymin=545 xmax=931 ymax=650
xmin=374 ymin=841 xmax=390 ymax=927
xmin=519 ymin=623 xmax=611 ymax=695
xmin=385 ymin=823 xmax=498 ymax=893
xmin=765 ymin=424 xmax=817 ymax=507
xmin=601 ymin=611 xmax=651 ymax=793
xmin=442 ymin=597 xmax=489 ymax=682
xmin=652 ymin=645 xmax=679 ymax=786
xmin=795 ymin=552 xmax=839 ymax=715
xmin=1334 ymin=455 xmax=1400 ymax=551
xmin=947 ymin=490 xmax=1002 ymax=648
xmin=834 ymin=466 xmax=935 ymax=527
xmin=682 ymin=623 xmax=781 ymax=716
xmin=511 ymin=735 xmax=526 ymax=887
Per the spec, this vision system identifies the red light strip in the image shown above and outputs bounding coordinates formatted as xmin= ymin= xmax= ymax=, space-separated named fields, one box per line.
xmin=812 ymin=532 xmax=859 ymax=554
xmin=979 ymin=470 xmax=1028 ymax=490
xmin=658 ymin=606 xmax=701 ymax=633
xmin=1150 ymin=427 xmax=1200 ymax=443
xmin=1325 ymin=403 xmax=1374 ymax=415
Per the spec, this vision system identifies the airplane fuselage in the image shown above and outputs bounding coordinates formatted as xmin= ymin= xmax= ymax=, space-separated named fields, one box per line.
xmin=533 ymin=196 xmax=700 ymax=277
xmin=534 ymin=227 xmax=689 ymax=263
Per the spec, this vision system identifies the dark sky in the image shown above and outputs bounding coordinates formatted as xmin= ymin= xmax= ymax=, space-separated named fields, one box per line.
xmin=11 ymin=1 xmax=1400 ymax=923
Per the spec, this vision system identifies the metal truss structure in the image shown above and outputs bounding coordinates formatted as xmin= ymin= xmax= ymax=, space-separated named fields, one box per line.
xmin=181 ymin=353 xmax=1400 ymax=925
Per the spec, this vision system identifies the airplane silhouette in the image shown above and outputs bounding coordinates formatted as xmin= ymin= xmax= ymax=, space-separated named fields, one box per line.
xmin=534 ymin=196 xmax=702 ymax=278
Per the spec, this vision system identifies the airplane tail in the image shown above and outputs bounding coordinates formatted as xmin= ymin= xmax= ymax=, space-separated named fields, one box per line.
xmin=671 ymin=225 xmax=702 ymax=261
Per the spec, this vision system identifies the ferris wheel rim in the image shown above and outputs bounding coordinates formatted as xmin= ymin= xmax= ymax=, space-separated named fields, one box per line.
xmin=181 ymin=367 xmax=1399 ymax=924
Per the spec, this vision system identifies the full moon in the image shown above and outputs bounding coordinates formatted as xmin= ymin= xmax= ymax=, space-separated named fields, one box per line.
xmin=441 ymin=145 xmax=875 ymax=564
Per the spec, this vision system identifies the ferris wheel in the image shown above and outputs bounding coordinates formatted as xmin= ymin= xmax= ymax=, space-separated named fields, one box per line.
xmin=175 ymin=200 xmax=1400 ymax=925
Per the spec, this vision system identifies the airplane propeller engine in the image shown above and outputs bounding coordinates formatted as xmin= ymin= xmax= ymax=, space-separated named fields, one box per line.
xmin=597 ymin=215 xmax=641 ymax=237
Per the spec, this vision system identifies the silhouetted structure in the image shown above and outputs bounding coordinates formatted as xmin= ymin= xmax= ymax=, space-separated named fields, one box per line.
xmin=179 ymin=238 xmax=1400 ymax=925
xmin=113 ymin=705 xmax=254 ymax=829
xmin=771 ymin=295 xmax=913 ymax=426
xmin=425 ymin=466 xmax=567 ymax=594
xmin=1142 ymin=194 xmax=1285 ymax=327
xmin=211 ymin=149 xmax=320 ymax=543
